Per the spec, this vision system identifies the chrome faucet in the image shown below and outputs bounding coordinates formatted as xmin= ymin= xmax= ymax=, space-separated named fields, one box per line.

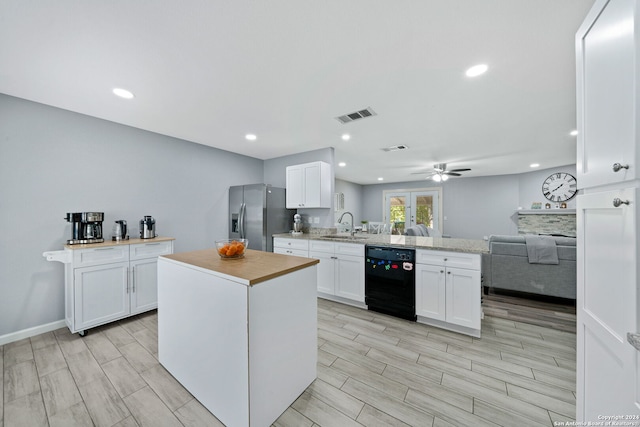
xmin=338 ymin=211 xmax=355 ymax=236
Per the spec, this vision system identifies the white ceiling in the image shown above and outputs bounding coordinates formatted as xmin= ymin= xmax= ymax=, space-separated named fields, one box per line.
xmin=0 ymin=0 xmax=595 ymax=185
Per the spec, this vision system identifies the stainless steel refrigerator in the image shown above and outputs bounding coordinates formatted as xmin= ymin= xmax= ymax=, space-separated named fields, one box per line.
xmin=229 ymin=184 xmax=293 ymax=252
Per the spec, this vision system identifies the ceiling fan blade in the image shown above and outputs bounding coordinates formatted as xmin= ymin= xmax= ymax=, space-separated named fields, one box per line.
xmin=443 ymin=172 xmax=462 ymax=176
xmin=448 ymin=168 xmax=471 ymax=172
xmin=411 ymin=171 xmax=435 ymax=175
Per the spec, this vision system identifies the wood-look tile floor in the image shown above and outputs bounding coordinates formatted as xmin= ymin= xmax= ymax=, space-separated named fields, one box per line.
xmin=1 ymin=298 xmax=576 ymax=427
xmin=482 ymin=290 xmax=577 ymax=333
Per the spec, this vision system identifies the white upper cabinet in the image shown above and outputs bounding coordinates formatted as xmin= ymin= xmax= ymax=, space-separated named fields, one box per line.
xmin=286 ymin=161 xmax=332 ymax=208
xmin=576 ymin=0 xmax=637 ymax=189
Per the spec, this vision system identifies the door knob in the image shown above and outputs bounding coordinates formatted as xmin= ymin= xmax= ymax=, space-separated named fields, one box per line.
xmin=613 ymin=163 xmax=629 ymax=172
xmin=627 ymin=333 xmax=640 ymax=351
xmin=613 ymin=198 xmax=630 ymax=207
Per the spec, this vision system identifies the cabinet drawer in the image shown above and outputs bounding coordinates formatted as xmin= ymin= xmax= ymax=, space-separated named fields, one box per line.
xmin=73 ymin=246 xmax=129 ymax=267
xmin=274 ymin=247 xmax=309 ymax=257
xmin=334 ymin=242 xmax=364 ymax=256
xmin=416 ymin=249 xmax=480 ymax=270
xmin=130 ymin=241 xmax=173 ymax=260
xmin=273 ymin=238 xmax=309 ymax=251
xmin=309 ymin=240 xmax=334 ymax=253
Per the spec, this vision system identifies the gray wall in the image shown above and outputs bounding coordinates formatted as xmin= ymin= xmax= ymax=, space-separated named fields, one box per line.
xmin=0 ymin=94 xmax=264 ymax=337
xmin=334 ymin=179 xmax=364 ymax=226
xmin=360 ymin=164 xmax=577 ymax=240
xmin=264 ymin=148 xmax=335 ymax=228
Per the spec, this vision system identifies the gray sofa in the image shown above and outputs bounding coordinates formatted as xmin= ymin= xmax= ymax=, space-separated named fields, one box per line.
xmin=483 ymin=235 xmax=576 ymax=299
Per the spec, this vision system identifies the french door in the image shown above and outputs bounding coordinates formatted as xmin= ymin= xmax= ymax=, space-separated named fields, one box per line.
xmin=383 ymin=189 xmax=441 ymax=235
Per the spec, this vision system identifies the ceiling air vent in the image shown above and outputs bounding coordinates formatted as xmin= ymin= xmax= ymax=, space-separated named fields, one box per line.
xmin=335 ymin=107 xmax=377 ymax=124
xmin=381 ymin=145 xmax=409 ymax=152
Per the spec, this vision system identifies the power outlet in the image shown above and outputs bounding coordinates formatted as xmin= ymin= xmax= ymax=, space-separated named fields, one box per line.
xmin=313 ymin=217 xmax=320 ymax=224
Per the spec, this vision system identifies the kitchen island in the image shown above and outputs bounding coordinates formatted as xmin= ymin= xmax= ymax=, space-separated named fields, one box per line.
xmin=157 ymin=248 xmax=319 ymax=427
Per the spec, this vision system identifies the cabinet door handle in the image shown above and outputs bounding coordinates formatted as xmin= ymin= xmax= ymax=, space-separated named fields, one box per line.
xmin=447 ymin=271 xmax=451 ymax=274
xmin=443 ymin=258 xmax=448 ymax=262
xmin=331 ymin=256 xmax=338 ymax=259
xmin=95 ymin=247 xmax=114 ymax=251
xmin=440 ymin=270 xmax=444 ymax=273
xmin=132 ymin=266 xmax=135 ymax=293
xmin=613 ymin=163 xmax=629 ymax=172
xmin=613 ymin=198 xmax=630 ymax=207
xmin=145 ymin=242 xmax=161 ymax=246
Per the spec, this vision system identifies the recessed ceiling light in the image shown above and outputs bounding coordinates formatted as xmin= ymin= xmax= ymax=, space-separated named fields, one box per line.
xmin=377 ymin=177 xmax=384 ymax=181
xmin=338 ymin=162 xmax=346 ymax=167
xmin=341 ymin=134 xmax=351 ymax=141
xmin=112 ymin=88 xmax=134 ymax=99
xmin=465 ymin=64 xmax=488 ymax=77
xmin=245 ymin=134 xmax=257 ymax=141
xmin=570 ymin=130 xmax=578 ymax=136
xmin=530 ymin=163 xmax=540 ymax=168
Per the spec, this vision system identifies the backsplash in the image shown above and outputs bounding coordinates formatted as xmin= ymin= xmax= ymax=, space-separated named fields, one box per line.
xmin=518 ymin=213 xmax=576 ymax=237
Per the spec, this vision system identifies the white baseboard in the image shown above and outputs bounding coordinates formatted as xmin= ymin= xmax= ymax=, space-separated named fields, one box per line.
xmin=0 ymin=319 xmax=67 ymax=346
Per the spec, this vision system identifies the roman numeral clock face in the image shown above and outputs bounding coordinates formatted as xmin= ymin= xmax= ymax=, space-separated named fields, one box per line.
xmin=542 ymin=173 xmax=578 ymax=202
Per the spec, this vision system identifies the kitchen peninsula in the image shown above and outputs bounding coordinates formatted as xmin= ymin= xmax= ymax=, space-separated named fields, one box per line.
xmin=274 ymin=233 xmax=488 ymax=337
xmin=157 ymin=248 xmax=319 ymax=427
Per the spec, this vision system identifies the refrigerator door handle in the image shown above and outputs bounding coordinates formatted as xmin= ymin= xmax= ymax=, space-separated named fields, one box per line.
xmin=239 ymin=202 xmax=246 ymax=238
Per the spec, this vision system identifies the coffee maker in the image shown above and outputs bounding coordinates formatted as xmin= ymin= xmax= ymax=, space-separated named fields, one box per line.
xmin=65 ymin=212 xmax=104 ymax=245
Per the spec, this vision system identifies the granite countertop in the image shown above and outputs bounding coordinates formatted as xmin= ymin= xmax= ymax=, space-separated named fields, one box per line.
xmin=273 ymin=233 xmax=489 ymax=254
xmin=64 ymin=236 xmax=175 ymax=250
xmin=161 ymin=248 xmax=319 ymax=286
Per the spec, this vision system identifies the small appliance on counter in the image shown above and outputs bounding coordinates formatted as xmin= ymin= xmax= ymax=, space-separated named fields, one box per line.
xmin=139 ymin=215 xmax=156 ymax=239
xmin=292 ymin=213 xmax=303 ymax=235
xmin=65 ymin=212 xmax=105 ymax=245
xmin=112 ymin=220 xmax=129 ymax=241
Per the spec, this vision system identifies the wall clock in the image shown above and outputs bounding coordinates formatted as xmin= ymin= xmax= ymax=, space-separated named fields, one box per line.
xmin=542 ymin=172 xmax=578 ymax=202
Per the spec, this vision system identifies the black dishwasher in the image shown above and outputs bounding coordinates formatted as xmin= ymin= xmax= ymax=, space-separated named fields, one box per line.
xmin=365 ymin=245 xmax=416 ymax=321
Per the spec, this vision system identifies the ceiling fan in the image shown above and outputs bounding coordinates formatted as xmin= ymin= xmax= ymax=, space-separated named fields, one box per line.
xmin=413 ymin=163 xmax=472 ymax=182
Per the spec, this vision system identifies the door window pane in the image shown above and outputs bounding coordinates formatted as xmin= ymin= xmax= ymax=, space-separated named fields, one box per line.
xmin=414 ymin=195 xmax=434 ymax=228
xmin=389 ymin=196 xmax=407 ymax=234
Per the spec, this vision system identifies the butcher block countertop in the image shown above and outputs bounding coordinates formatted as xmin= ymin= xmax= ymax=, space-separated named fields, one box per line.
xmin=65 ymin=236 xmax=175 ymax=249
xmin=161 ymin=248 xmax=318 ymax=286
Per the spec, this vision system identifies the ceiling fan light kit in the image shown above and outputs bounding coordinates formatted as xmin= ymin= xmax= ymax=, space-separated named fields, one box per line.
xmin=414 ymin=163 xmax=472 ymax=181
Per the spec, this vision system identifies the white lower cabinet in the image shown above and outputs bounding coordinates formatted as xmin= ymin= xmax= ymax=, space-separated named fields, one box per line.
xmin=415 ymin=264 xmax=445 ymax=321
xmin=130 ymin=257 xmax=160 ymax=314
xmin=74 ymin=262 xmax=130 ymax=329
xmin=64 ymin=238 xmax=174 ymax=335
xmin=309 ymin=240 xmax=364 ymax=305
xmin=273 ymin=237 xmax=309 ymax=257
xmin=312 ymin=251 xmax=335 ymax=294
xmin=415 ymin=249 xmax=481 ymax=337
xmin=335 ymin=254 xmax=364 ymax=302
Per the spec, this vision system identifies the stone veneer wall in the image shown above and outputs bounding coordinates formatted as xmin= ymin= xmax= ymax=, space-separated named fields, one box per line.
xmin=518 ymin=214 xmax=576 ymax=236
